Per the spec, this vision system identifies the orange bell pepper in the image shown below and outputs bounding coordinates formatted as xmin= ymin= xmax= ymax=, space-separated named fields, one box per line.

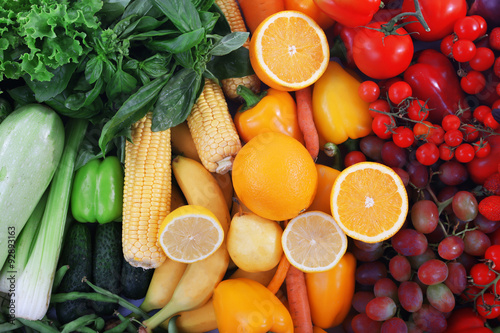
xmin=307 ymin=164 xmax=341 ymax=215
xmin=305 ymin=252 xmax=356 ymax=329
xmin=312 ymin=61 xmax=372 ymax=146
xmin=234 ymin=86 xmax=304 ymax=144
xmin=213 ymin=278 xmax=294 ymax=333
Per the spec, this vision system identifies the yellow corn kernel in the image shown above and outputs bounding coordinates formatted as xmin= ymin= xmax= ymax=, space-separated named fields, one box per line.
xmin=123 ymin=112 xmax=171 ymax=269
xmin=187 ymin=79 xmax=241 ymax=174
xmin=215 ymin=0 xmax=261 ymax=99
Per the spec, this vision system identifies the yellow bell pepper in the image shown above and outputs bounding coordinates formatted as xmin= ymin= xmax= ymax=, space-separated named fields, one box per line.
xmin=213 ymin=278 xmax=294 ymax=333
xmin=305 ymin=252 xmax=356 ymax=329
xmin=312 ymin=61 xmax=372 ymax=145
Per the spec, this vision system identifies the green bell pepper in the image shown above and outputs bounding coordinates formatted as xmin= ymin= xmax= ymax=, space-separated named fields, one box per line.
xmin=71 ymin=156 xmax=124 ymax=224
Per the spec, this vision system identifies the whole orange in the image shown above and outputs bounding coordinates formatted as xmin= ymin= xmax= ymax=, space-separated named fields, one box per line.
xmin=232 ymin=132 xmax=318 ymax=221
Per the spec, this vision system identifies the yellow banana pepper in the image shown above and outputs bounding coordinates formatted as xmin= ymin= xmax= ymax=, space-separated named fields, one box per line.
xmin=305 ymin=252 xmax=356 ymax=329
xmin=213 ymin=278 xmax=293 ymax=333
xmin=312 ymin=61 xmax=372 ymax=145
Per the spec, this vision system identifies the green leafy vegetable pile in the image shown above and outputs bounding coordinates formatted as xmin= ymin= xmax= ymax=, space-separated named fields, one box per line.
xmin=0 ymin=0 xmax=253 ymax=155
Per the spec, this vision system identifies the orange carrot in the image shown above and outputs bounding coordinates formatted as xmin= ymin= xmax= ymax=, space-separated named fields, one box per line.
xmin=239 ymin=0 xmax=285 ymax=34
xmin=267 ymin=253 xmax=291 ymax=294
xmin=295 ymin=86 xmax=320 ymax=160
xmin=285 ymin=265 xmax=313 ymax=333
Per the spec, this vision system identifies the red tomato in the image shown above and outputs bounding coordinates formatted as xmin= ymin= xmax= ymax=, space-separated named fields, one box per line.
xmin=401 ymin=0 xmax=468 ymax=42
xmin=352 ymin=22 xmax=414 ymax=79
xmin=467 ymin=135 xmax=500 ymax=184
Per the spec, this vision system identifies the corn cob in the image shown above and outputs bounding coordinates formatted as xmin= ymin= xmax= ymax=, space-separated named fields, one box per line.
xmin=215 ymin=0 xmax=261 ymax=99
xmin=122 ymin=112 xmax=171 ymax=269
xmin=187 ymin=79 xmax=242 ymax=174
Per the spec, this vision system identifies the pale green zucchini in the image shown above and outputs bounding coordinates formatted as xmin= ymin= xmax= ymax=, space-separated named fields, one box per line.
xmin=0 ymin=104 xmax=65 ymax=270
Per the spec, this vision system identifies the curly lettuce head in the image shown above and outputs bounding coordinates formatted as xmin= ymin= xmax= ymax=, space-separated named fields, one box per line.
xmin=0 ymin=0 xmax=103 ymax=82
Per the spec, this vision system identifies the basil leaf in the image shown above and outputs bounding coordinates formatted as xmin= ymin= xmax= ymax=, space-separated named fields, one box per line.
xmin=120 ymin=16 xmax=167 ymax=38
xmin=147 ymin=28 xmax=205 ymax=53
xmin=129 ymin=29 xmax=178 ymax=40
xmin=210 ymin=3 xmax=231 ymax=36
xmin=98 ymin=0 xmax=132 ymax=27
xmin=209 ymin=32 xmax=249 ymax=56
xmin=45 ymin=92 xmax=103 ymax=119
xmin=142 ymin=53 xmax=172 ymax=78
xmin=106 ymin=68 xmax=138 ymax=100
xmin=206 ymin=47 xmax=254 ymax=80
xmin=66 ymin=78 xmax=105 ymax=110
xmin=24 ymin=63 xmax=78 ymax=102
xmin=113 ymin=14 xmax=138 ymax=36
xmin=99 ymin=74 xmax=170 ymax=152
xmin=85 ymin=56 xmax=104 ymax=84
xmin=122 ymin=0 xmax=155 ymax=19
xmin=152 ymin=0 xmax=201 ymax=33
xmin=199 ymin=11 xmax=219 ymax=33
xmin=173 ymin=51 xmax=195 ymax=69
xmin=152 ymin=67 xmax=202 ymax=131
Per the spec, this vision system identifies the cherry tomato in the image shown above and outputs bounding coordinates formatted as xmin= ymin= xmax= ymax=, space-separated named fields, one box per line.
xmin=469 ymin=47 xmax=495 ymax=72
xmin=452 ymin=39 xmax=477 ymax=62
xmin=392 ymin=126 xmax=414 ymax=148
xmin=476 ymin=292 xmax=500 ymax=319
xmin=485 ymin=245 xmax=500 ymax=269
xmin=454 ymin=16 xmax=482 ymax=41
xmin=388 ymin=81 xmax=412 ymax=105
xmin=344 ymin=151 xmax=367 ymax=167
xmin=483 ymin=113 xmax=500 ymax=130
xmin=416 ymin=142 xmax=439 ymax=166
xmin=372 ymin=114 xmax=394 ymax=139
xmin=462 ymin=124 xmax=480 ymax=142
xmin=353 ymin=22 xmax=414 ymax=79
xmin=358 ymin=81 xmax=380 ymax=103
xmin=470 ymin=262 xmax=496 ymax=285
xmin=413 ymin=121 xmax=435 ymax=141
xmin=455 ymin=143 xmax=475 ymax=163
xmin=427 ymin=125 xmax=445 ymax=145
xmin=444 ymin=129 xmax=464 ymax=147
xmin=470 ymin=15 xmax=488 ymax=36
xmin=473 ymin=105 xmax=492 ymax=122
xmin=442 ymin=114 xmax=461 ymax=131
xmin=440 ymin=34 xmax=456 ymax=57
xmin=461 ymin=70 xmax=486 ymax=95
xmin=474 ymin=140 xmax=491 ymax=158
xmin=407 ymin=99 xmax=429 ymax=121
xmin=439 ymin=143 xmax=455 ymax=161
xmin=368 ymin=99 xmax=391 ymax=118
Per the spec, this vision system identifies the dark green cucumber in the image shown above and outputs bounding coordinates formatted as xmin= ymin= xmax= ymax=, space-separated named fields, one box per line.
xmin=120 ymin=259 xmax=154 ymax=300
xmin=92 ymin=221 xmax=122 ymax=315
xmin=56 ymin=222 xmax=93 ymax=324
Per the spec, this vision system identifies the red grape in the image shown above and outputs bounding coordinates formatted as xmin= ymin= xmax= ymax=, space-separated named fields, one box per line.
xmin=389 ymin=255 xmax=412 ymax=282
xmin=444 ymin=262 xmax=467 ymax=295
xmin=398 ymin=281 xmax=423 ymax=313
xmin=411 ymin=200 xmax=439 ymax=234
xmin=352 ymin=290 xmax=375 ymax=313
xmin=351 ymin=313 xmax=383 ymax=333
xmin=381 ymin=317 xmax=408 ymax=333
xmin=356 ymin=261 xmax=388 ymax=286
xmin=374 ymin=278 xmax=399 ymax=303
xmin=426 ymin=283 xmax=455 ymax=313
xmin=408 ymin=246 xmax=437 ymax=270
xmin=418 ymin=259 xmax=448 ymax=285
xmin=437 ymin=235 xmax=464 ymax=260
xmin=360 ymin=135 xmax=385 ymax=162
xmin=392 ymin=229 xmax=428 ymax=256
xmin=381 ymin=141 xmax=408 ymax=168
xmin=438 ymin=161 xmax=468 ymax=186
xmin=412 ymin=304 xmax=447 ymax=333
xmin=464 ymin=229 xmax=492 ymax=256
xmin=366 ymin=296 xmax=397 ymax=321
xmin=452 ymin=191 xmax=478 ymax=222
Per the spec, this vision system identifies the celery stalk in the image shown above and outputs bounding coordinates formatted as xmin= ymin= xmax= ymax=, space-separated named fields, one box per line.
xmin=0 ymin=191 xmax=48 ymax=293
xmin=13 ymin=119 xmax=88 ymax=320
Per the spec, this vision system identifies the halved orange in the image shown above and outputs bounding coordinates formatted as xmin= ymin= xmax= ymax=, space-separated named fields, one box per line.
xmin=158 ymin=205 xmax=224 ymax=263
xmin=249 ymin=10 xmax=329 ymax=91
xmin=331 ymin=162 xmax=409 ymax=243
xmin=281 ymin=211 xmax=347 ymax=273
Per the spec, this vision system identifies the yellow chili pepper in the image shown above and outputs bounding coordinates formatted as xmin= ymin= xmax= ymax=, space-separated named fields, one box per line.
xmin=234 ymin=85 xmax=304 ymax=144
xmin=305 ymin=252 xmax=356 ymax=329
xmin=213 ymin=277 xmax=294 ymax=333
xmin=312 ymin=61 xmax=372 ymax=145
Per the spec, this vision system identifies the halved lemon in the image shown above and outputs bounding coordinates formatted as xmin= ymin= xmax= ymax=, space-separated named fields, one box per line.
xmin=281 ymin=211 xmax=347 ymax=273
xmin=158 ymin=205 xmax=224 ymax=263
xmin=331 ymin=161 xmax=409 ymax=243
xmin=249 ymin=10 xmax=329 ymax=91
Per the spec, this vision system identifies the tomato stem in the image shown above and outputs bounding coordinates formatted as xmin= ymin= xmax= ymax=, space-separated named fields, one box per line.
xmin=382 ymin=0 xmax=430 ymax=34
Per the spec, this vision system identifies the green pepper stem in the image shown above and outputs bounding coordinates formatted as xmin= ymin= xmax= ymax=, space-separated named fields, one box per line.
xmin=323 ymin=142 xmax=343 ymax=171
xmin=236 ymin=85 xmax=268 ymax=112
